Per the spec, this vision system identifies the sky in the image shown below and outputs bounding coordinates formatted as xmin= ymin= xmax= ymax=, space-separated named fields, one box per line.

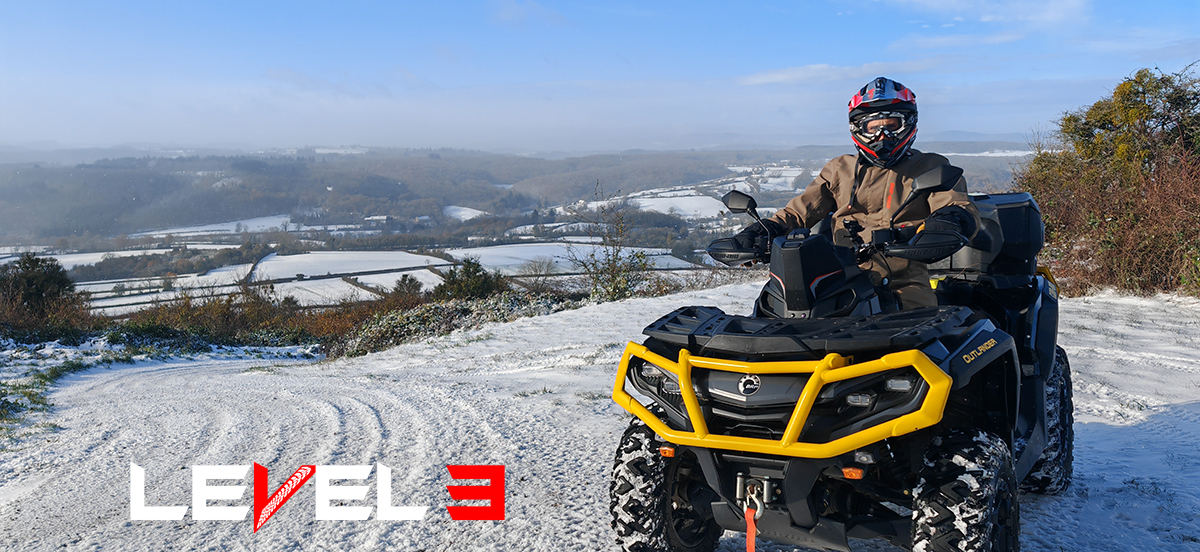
xmin=0 ymin=0 xmax=1196 ymax=152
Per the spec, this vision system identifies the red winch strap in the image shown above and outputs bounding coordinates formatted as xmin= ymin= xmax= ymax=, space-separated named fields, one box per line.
xmin=745 ymin=507 xmax=757 ymax=552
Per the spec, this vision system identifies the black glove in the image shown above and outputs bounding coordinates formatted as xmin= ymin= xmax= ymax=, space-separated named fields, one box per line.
xmin=707 ymin=219 xmax=786 ymax=266
xmin=731 ymin=219 xmax=787 ymax=250
xmin=921 ymin=205 xmax=976 ymax=238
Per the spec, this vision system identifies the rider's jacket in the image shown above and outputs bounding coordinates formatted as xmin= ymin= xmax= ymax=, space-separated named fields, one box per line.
xmin=767 ymin=150 xmax=980 ymax=238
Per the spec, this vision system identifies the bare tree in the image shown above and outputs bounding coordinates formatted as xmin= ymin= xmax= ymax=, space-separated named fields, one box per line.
xmin=516 ymin=256 xmax=560 ymax=294
xmin=565 ymin=182 xmax=653 ymax=301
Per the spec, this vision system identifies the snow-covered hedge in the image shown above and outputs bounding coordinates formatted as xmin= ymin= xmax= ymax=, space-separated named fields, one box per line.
xmin=326 ymin=291 xmax=581 ymax=358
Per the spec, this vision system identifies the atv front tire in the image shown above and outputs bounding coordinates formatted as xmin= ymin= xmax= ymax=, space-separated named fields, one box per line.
xmin=913 ymin=430 xmax=1020 ymax=552
xmin=610 ymin=419 xmax=722 ymax=552
xmin=1021 ymin=345 xmax=1074 ymax=494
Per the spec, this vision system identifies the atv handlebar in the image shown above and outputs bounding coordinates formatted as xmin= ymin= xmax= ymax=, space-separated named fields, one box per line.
xmin=709 ymin=192 xmax=968 ymax=267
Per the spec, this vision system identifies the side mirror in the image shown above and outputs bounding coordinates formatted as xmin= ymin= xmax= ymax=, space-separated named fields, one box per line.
xmin=910 ymin=165 xmax=964 ymax=196
xmin=721 ymin=190 xmax=758 ymax=214
xmin=890 ymin=164 xmax=965 ymax=229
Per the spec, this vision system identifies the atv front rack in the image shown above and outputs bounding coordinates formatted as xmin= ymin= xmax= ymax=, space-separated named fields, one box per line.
xmin=613 ymin=344 xmax=952 ymax=459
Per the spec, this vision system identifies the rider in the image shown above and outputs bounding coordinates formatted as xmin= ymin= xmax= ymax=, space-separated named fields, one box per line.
xmin=723 ymin=77 xmax=979 ymax=310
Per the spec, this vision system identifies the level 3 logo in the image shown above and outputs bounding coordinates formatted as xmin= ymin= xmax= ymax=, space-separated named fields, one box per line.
xmin=130 ymin=463 xmax=505 ymax=530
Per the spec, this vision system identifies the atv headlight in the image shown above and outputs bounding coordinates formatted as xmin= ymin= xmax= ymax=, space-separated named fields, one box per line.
xmin=885 ymin=377 xmax=915 ymax=393
xmin=640 ymin=363 xmax=665 ymax=380
xmin=628 ymin=358 xmax=685 ymax=397
xmin=846 ymin=392 xmax=875 ymax=407
xmin=625 ymin=357 xmax=696 ymax=430
xmin=817 ymin=368 xmax=923 ymax=404
xmin=802 ymin=367 xmax=929 ymax=444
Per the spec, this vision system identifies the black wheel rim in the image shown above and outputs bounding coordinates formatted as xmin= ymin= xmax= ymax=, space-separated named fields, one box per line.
xmin=991 ymin=476 xmax=1017 ymax=551
xmin=665 ymin=454 xmax=717 ymax=548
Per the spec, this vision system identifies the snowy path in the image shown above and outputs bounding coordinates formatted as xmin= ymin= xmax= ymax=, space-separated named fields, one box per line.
xmin=1 ymin=284 xmax=1199 ymax=550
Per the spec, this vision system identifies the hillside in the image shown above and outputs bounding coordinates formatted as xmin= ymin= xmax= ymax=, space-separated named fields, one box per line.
xmin=0 ymin=284 xmax=1196 ymax=551
xmin=0 ymin=144 xmax=1025 ymax=242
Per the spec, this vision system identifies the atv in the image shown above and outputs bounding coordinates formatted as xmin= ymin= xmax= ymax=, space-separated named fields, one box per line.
xmin=608 ymin=165 xmax=1073 ymax=552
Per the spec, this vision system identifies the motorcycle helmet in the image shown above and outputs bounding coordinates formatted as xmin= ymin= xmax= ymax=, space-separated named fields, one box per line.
xmin=848 ymin=77 xmax=918 ymax=168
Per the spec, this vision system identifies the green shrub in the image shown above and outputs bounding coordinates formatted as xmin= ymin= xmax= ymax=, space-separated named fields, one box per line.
xmin=431 ymin=257 xmax=508 ymax=300
xmin=1017 ymin=65 xmax=1200 ymax=295
xmin=391 ymin=274 xmax=425 ymax=297
xmin=0 ymin=254 xmax=96 ymax=342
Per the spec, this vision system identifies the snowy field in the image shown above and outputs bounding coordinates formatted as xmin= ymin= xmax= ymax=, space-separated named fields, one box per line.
xmin=353 ymin=270 xmax=443 ymax=293
xmin=444 ymin=243 xmax=696 ymax=274
xmin=73 ymin=252 xmax=452 ymax=313
xmin=251 ymin=251 xmax=449 ymax=281
xmin=47 ymin=250 xmax=174 ymax=271
xmin=443 ymin=205 xmax=488 ymax=221
xmin=81 ymin=264 xmax=255 ymax=316
xmin=1 ymin=284 xmax=1198 ymax=550
xmin=129 ymin=215 xmax=292 ymax=238
xmin=632 ymin=195 xmax=727 ymax=219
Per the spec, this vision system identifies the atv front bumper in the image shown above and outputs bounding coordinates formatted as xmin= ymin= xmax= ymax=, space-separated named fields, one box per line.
xmin=612 ymin=343 xmax=952 ymax=459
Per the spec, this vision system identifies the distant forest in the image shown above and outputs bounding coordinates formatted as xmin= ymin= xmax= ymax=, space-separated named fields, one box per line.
xmin=0 ymin=144 xmax=1020 ymax=242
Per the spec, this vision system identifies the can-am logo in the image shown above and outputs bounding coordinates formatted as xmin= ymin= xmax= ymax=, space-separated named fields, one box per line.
xmin=130 ymin=463 xmax=504 ymax=530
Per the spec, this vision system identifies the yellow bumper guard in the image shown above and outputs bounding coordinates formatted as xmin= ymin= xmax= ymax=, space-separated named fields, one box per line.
xmin=612 ymin=343 xmax=953 ymax=459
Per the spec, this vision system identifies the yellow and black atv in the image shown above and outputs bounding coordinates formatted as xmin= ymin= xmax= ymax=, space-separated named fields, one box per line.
xmin=608 ymin=167 xmax=1073 ymax=552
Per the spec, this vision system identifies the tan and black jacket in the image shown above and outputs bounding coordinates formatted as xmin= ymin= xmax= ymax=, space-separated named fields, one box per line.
xmin=768 ymin=150 xmax=980 ymax=238
xmin=766 ymin=150 xmax=980 ymax=309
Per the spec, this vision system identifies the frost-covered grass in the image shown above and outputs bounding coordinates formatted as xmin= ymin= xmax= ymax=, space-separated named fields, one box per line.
xmin=0 ymin=336 xmax=319 ymax=444
xmin=326 ymin=291 xmax=582 ymax=358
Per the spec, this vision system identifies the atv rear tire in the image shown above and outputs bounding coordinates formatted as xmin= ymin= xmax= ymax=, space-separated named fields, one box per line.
xmin=1019 ymin=345 xmax=1074 ymax=494
xmin=610 ymin=419 xmax=722 ymax=552
xmin=913 ymin=430 xmax=1020 ymax=552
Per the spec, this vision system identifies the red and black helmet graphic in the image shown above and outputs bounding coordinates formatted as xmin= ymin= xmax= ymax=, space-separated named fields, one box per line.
xmin=848 ymin=77 xmax=918 ymax=169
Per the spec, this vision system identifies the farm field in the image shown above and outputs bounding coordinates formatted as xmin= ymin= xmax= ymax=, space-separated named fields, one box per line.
xmin=444 ymin=243 xmax=694 ymax=274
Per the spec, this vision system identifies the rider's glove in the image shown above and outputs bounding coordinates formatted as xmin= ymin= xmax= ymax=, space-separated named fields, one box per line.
xmin=920 ymin=205 xmax=977 ymax=239
xmin=731 ymin=219 xmax=787 ymax=250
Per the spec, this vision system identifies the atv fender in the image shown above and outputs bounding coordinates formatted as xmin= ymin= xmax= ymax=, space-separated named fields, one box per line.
xmin=934 ymin=318 xmax=1022 ymax=446
xmin=940 ymin=319 xmax=1017 ymax=391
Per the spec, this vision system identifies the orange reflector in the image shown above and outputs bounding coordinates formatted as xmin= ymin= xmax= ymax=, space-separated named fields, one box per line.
xmin=842 ymin=467 xmax=865 ymax=480
xmin=659 ymin=446 xmax=676 ymax=458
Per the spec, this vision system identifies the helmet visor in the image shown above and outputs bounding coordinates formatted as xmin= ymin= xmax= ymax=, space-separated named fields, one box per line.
xmin=851 ymin=111 xmax=911 ymax=142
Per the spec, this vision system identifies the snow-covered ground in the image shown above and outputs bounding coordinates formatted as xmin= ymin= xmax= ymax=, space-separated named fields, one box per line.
xmin=443 ymin=206 xmax=489 ymax=221
xmin=633 ymin=195 xmax=727 ymax=219
xmin=82 ymin=264 xmax=255 ymax=316
xmin=0 ymin=245 xmax=49 ymax=255
xmin=353 ymin=270 xmax=443 ymax=293
xmin=251 ymin=251 xmax=448 ymax=281
xmin=47 ymin=250 xmax=174 ymax=270
xmin=444 ymin=243 xmax=695 ymax=274
xmin=1 ymin=285 xmax=1199 ymax=550
xmin=129 ymin=215 xmax=293 ymax=238
xmin=269 ymin=278 xmax=381 ymax=305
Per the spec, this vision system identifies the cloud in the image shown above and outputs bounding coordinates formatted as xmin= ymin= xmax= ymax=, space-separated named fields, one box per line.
xmin=1134 ymin=39 xmax=1200 ymax=64
xmin=262 ymin=69 xmax=394 ymax=99
xmin=737 ymin=60 xmax=944 ymax=86
xmin=490 ymin=0 xmax=568 ymax=27
xmin=891 ymin=0 xmax=1090 ymax=24
xmin=892 ymin=32 xmax=1024 ymax=49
